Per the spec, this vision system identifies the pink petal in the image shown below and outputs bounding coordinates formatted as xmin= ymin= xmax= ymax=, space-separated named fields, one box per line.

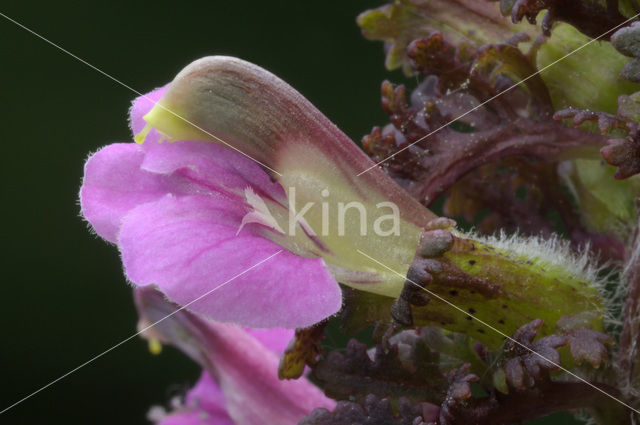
xmin=248 ymin=328 xmax=294 ymax=355
xmin=156 ymin=372 xmax=235 ymax=425
xmin=215 ymin=324 xmax=333 ymax=425
xmin=120 ymin=195 xmax=341 ymax=328
xmin=80 ymin=139 xmax=285 ymax=244
xmin=80 ymin=143 xmax=171 ymax=242
xmin=153 ymin=330 xmax=293 ymax=425
xmin=136 ymin=288 xmax=336 ymax=425
xmin=140 ymin=140 xmax=286 ymax=203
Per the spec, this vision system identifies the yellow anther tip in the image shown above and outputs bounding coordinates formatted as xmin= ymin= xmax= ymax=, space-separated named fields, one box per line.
xmin=148 ymin=338 xmax=162 ymax=355
xmin=135 ymin=123 xmax=152 ymax=145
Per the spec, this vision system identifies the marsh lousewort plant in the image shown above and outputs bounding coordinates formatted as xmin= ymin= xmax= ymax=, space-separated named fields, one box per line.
xmin=81 ymin=1 xmax=640 ymax=424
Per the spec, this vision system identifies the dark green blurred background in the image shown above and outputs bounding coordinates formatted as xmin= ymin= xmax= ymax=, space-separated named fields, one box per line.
xmin=0 ymin=1 xmax=578 ymax=424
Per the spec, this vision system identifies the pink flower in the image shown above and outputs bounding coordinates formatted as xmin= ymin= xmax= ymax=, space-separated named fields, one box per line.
xmin=80 ymin=56 xmax=434 ymax=329
xmin=136 ymin=287 xmax=335 ymax=425
xmin=80 ymin=85 xmax=343 ymax=328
